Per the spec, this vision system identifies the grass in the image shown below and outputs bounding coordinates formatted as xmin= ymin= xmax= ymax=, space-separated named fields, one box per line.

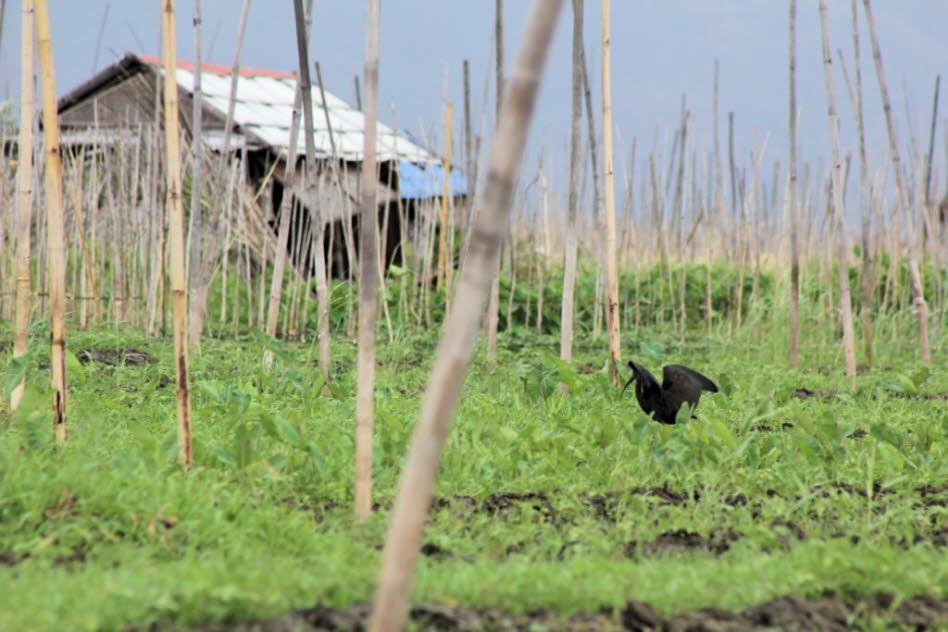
xmin=0 ymin=300 xmax=946 ymax=630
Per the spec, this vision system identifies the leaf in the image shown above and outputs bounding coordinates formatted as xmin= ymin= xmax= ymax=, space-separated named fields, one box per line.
xmin=674 ymin=401 xmax=694 ymax=425
xmin=910 ymin=367 xmax=931 ymax=388
xmin=267 ymin=454 xmax=287 ymax=472
xmin=640 ymin=341 xmax=664 ymax=364
xmin=708 ymin=418 xmax=737 ymax=448
xmin=213 ymin=447 xmax=237 ymax=467
xmin=199 ymin=380 xmax=223 ymax=403
xmin=881 ymin=372 xmax=917 ymax=395
xmin=261 ymin=412 xmax=304 ymax=449
xmin=4 ymin=355 xmax=27 ymax=395
xmin=65 ymin=349 xmax=86 ymax=382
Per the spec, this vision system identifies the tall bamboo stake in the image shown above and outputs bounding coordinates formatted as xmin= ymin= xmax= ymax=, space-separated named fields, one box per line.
xmin=187 ymin=0 xmax=204 ymax=344
xmin=559 ymin=0 xmax=583 ymax=364
xmin=161 ymin=0 xmax=194 ymax=467
xmin=354 ymin=0 xmax=381 ymax=523
xmin=462 ymin=59 xmax=473 ymax=231
xmin=292 ymin=0 xmax=330 ymax=380
xmin=706 ymin=59 xmax=719 ymax=335
xmin=787 ymin=0 xmax=801 ymax=368
xmin=579 ymin=37 xmax=604 ymax=339
xmin=436 ymin=101 xmax=453 ymax=295
xmin=845 ymin=0 xmax=873 ymax=366
xmin=368 ymin=3 xmax=563 ymax=629
xmin=35 ymin=0 xmax=67 ymax=441
xmin=861 ymin=0 xmax=930 ymax=364
xmin=818 ymin=0 xmax=858 ymax=381
xmin=485 ymin=0 xmax=504 ymax=362
xmin=220 ymin=0 xmax=251 ymax=154
xmin=264 ymin=91 xmax=302 ymax=341
xmin=601 ymin=0 xmax=620 ymax=384
xmin=11 ymin=0 xmax=35 ymax=412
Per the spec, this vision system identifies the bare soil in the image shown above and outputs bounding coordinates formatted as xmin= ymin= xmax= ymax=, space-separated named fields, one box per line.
xmin=133 ymin=592 xmax=948 ymax=631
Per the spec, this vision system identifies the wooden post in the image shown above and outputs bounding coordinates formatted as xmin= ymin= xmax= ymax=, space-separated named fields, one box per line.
xmin=161 ymin=0 xmax=194 ymax=467
xmin=354 ymin=0 xmax=381 ymax=523
xmin=35 ymin=0 xmax=68 ymax=441
xmin=368 ymin=3 xmax=563 ymax=629
xmin=11 ymin=0 xmax=35 ymax=412
xmin=601 ymin=0 xmax=621 ymax=384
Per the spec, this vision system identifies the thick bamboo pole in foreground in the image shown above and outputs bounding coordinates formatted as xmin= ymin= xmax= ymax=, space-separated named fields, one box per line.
xmin=559 ymin=0 xmax=583 ymax=364
xmin=368 ymin=2 xmax=563 ymax=629
xmin=601 ymin=0 xmax=621 ymax=384
xmin=11 ymin=0 xmax=35 ymax=412
xmin=35 ymin=0 xmax=67 ymax=441
xmin=161 ymin=0 xmax=194 ymax=468
xmin=354 ymin=0 xmax=381 ymax=524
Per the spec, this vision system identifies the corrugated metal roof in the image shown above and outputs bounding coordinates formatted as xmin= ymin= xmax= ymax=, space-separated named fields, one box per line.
xmin=138 ymin=55 xmax=440 ymax=164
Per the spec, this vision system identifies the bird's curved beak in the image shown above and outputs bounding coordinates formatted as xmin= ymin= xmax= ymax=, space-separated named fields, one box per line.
xmin=620 ymin=373 xmax=636 ymax=396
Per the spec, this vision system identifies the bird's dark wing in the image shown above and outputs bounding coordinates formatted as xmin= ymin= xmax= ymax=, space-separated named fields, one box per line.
xmin=661 ymin=364 xmax=718 ymax=420
xmin=663 ymin=364 xmax=718 ymax=393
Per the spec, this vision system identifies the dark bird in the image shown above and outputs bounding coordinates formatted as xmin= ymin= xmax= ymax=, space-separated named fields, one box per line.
xmin=621 ymin=361 xmax=719 ymax=424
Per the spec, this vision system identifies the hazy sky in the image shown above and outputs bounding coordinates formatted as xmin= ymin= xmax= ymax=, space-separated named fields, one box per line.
xmin=1 ymin=1 xmax=947 ymax=205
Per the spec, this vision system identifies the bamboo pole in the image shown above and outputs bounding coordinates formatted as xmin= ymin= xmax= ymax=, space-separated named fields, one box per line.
xmin=818 ymin=0 xmax=858 ymax=381
xmin=368 ymin=5 xmax=563 ymax=629
xmin=354 ymin=0 xmax=381 ymax=524
xmin=161 ymin=0 xmax=194 ymax=468
xmin=485 ymin=0 xmax=503 ymax=362
xmin=788 ymin=0 xmax=801 ymax=367
xmin=559 ymin=0 xmax=583 ymax=364
xmin=861 ymin=0 xmax=930 ymax=364
xmin=35 ymin=0 xmax=67 ymax=441
xmin=580 ymin=36 xmax=604 ymax=339
xmin=462 ymin=59 xmax=473 ymax=232
xmin=706 ymin=59 xmax=719 ymax=335
xmin=844 ymin=0 xmax=873 ymax=366
xmin=10 ymin=0 xmax=35 ymax=412
xmin=291 ymin=0 xmax=329 ymax=381
xmin=264 ymin=89 xmax=302 ymax=341
xmin=187 ymin=0 xmax=204 ymax=344
xmin=220 ymin=0 xmax=251 ymax=154
xmin=601 ymin=0 xmax=620 ymax=385
xmin=436 ymin=101 xmax=453 ymax=297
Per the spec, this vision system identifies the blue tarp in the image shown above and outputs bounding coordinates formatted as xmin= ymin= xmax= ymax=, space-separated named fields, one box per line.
xmin=398 ymin=161 xmax=468 ymax=199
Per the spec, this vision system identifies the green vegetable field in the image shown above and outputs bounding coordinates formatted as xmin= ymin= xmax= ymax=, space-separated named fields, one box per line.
xmin=2 ymin=286 xmax=945 ymax=629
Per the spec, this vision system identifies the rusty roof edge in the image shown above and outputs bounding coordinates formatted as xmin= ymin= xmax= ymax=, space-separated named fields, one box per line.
xmin=57 ymin=52 xmax=151 ymax=115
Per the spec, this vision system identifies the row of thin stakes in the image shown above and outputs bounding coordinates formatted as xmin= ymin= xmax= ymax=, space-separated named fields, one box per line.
xmin=2 ymin=1 xmax=942 ymax=630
